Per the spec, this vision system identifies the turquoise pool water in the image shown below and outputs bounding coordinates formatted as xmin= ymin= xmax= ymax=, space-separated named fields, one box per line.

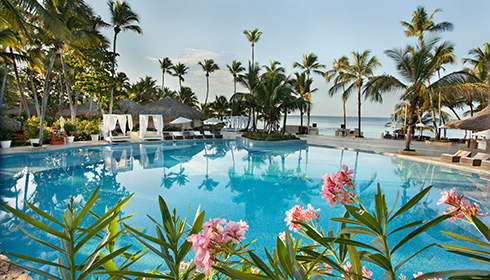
xmin=0 ymin=140 xmax=488 ymax=278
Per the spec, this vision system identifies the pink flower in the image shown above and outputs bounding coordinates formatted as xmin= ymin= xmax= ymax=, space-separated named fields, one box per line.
xmin=438 ymin=189 xmax=488 ymax=222
xmin=284 ymin=204 xmax=320 ymax=232
xmin=179 ymin=260 xmax=192 ymax=271
xmin=317 ymin=263 xmax=332 ymax=274
xmin=278 ymin=231 xmax=295 ymax=242
xmin=321 ymin=166 xmax=356 ymax=206
xmin=187 ymin=218 xmax=249 ymax=276
xmin=342 ymin=262 xmax=372 ymax=279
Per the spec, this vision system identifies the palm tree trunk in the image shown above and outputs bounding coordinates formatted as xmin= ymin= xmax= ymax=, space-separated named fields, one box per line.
xmin=204 ymin=75 xmax=209 ymax=111
xmin=404 ymin=100 xmax=417 ymax=151
xmin=110 ymin=32 xmax=118 ymax=115
xmin=39 ymin=46 xmax=61 ymax=144
xmin=11 ymin=48 xmax=31 ymax=119
xmin=162 ymin=70 xmax=165 ymax=92
xmin=231 ymin=77 xmax=236 ymax=116
xmin=448 ymin=107 xmax=461 ymax=120
xmin=29 ymin=70 xmax=40 ymax=117
xmin=427 ymin=90 xmax=439 ymax=140
xmin=306 ymin=102 xmax=311 ymax=134
xmin=356 ymin=85 xmax=362 ymax=137
xmin=60 ymin=53 xmax=75 ymax=121
xmin=300 ymin=107 xmax=304 ymax=133
xmin=282 ymin=111 xmax=288 ymax=134
xmin=251 ymin=43 xmax=254 ymax=66
xmin=0 ymin=67 xmax=8 ymax=113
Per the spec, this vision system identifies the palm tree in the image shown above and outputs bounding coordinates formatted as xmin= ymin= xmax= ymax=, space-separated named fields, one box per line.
xmin=209 ymin=95 xmax=229 ymax=120
xmin=178 ymin=86 xmax=199 ymax=108
xmin=290 ymin=72 xmax=314 ymax=131
xmin=159 ymin=57 xmax=173 ymax=91
xmin=293 ymin=53 xmax=325 ymax=132
xmin=401 ymin=6 xmax=453 ymax=47
xmin=227 ymin=60 xmax=245 ymax=115
xmin=198 ymin=58 xmax=220 ymax=111
xmin=108 ymin=0 xmax=142 ymax=114
xmin=342 ymin=50 xmax=381 ymax=137
xmin=243 ymin=28 xmax=262 ymax=65
xmin=237 ymin=62 xmax=261 ymax=131
xmin=463 ymin=42 xmax=490 ymax=86
xmin=365 ymin=40 xmax=451 ymax=151
xmin=324 ymin=56 xmax=351 ymax=129
xmin=170 ymin=62 xmax=188 ymax=90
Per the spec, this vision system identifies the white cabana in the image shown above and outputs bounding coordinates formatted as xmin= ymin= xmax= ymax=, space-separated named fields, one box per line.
xmin=139 ymin=114 xmax=164 ymax=141
xmin=103 ymin=145 xmax=133 ymax=173
xmin=103 ymin=114 xmax=133 ymax=143
xmin=225 ymin=116 xmax=249 ymax=132
xmin=139 ymin=144 xmax=164 ymax=169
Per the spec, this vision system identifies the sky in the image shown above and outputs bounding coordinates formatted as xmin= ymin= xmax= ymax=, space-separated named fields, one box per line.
xmin=84 ymin=0 xmax=490 ymax=118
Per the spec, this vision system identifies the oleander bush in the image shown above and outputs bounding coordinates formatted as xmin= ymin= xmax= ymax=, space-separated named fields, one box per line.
xmin=1 ymin=165 xmax=489 ymax=280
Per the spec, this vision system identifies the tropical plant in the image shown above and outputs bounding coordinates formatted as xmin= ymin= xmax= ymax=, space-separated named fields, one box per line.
xmin=23 ymin=116 xmax=49 ymax=143
xmin=178 ymin=86 xmax=199 ymax=108
xmin=325 ymin=56 xmax=351 ymax=129
xmin=159 ymin=57 xmax=173 ymax=91
xmin=0 ymin=187 xmax=140 ymax=280
xmin=293 ymin=53 xmax=325 ymax=132
xmin=128 ymin=75 xmax=162 ymax=105
xmin=237 ymin=62 xmax=261 ymax=131
xmin=339 ymin=50 xmax=381 ymax=138
xmin=400 ymin=6 xmax=453 ymax=47
xmin=171 ymin=62 xmax=189 ymax=90
xmin=198 ymin=58 xmax=220 ymax=111
xmin=209 ymin=95 xmax=230 ymax=119
xmin=107 ymin=0 xmax=142 ymax=114
xmin=290 ymin=72 xmax=315 ymax=132
xmin=227 ymin=60 xmax=245 ymax=115
xmin=243 ymin=28 xmax=262 ymax=66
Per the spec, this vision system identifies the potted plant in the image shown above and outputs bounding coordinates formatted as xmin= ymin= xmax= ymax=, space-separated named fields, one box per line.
xmin=23 ymin=117 xmax=49 ymax=146
xmin=0 ymin=127 xmax=15 ymax=148
xmin=63 ymin=121 xmax=76 ymax=143
xmin=88 ymin=120 xmax=101 ymax=142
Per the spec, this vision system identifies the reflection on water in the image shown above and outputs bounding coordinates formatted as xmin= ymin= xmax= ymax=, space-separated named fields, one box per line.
xmin=0 ymin=141 xmax=488 ymax=277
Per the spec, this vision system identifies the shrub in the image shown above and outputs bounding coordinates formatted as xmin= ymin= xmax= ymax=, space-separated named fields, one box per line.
xmin=242 ymin=131 xmax=299 ymax=141
xmin=23 ymin=116 xmax=49 ymax=144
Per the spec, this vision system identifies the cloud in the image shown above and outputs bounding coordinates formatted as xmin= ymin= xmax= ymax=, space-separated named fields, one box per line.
xmin=172 ymin=48 xmax=224 ymax=65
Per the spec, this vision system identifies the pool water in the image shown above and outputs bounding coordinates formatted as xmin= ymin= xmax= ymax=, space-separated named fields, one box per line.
xmin=0 ymin=140 xmax=488 ymax=278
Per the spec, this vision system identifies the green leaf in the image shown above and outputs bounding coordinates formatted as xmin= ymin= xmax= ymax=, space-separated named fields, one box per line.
xmin=362 ymin=252 xmax=392 ymax=272
xmin=389 ymin=186 xmax=431 ymax=222
xmin=445 ymin=250 xmax=490 ymax=265
xmin=74 ymin=213 xmax=118 ymax=254
xmin=292 ymin=260 xmax=306 ymax=280
xmin=285 ymin=228 xmax=295 ymax=261
xmin=472 ymin=216 xmax=490 ymax=242
xmin=249 ymin=251 xmax=276 ymax=279
xmin=331 ymin=217 xmax=365 ymax=226
xmin=394 ymin=243 xmax=436 ymax=272
xmin=79 ymin=245 xmax=131 ymax=279
xmin=337 ymin=226 xmax=378 ymax=236
xmin=276 ymin=237 xmax=294 ymax=277
xmin=103 ymin=270 xmax=174 ymax=279
xmin=414 ymin=270 xmax=490 ymax=279
xmin=2 ymin=252 xmax=66 ymax=270
xmin=388 ymin=220 xmax=425 ymax=236
xmin=16 ymin=226 xmax=64 ymax=254
xmin=345 ymin=205 xmax=383 ymax=235
xmin=440 ymin=244 xmax=490 ymax=256
xmin=347 ymin=245 xmax=362 ymax=280
xmin=24 ymin=201 xmax=63 ymax=227
xmin=72 ymin=186 xmax=100 ymax=229
xmin=442 ymin=231 xmax=490 ymax=249
xmin=374 ymin=183 xmax=387 ymax=224
xmin=391 ymin=214 xmax=448 ymax=254
xmin=158 ymin=196 xmax=175 ymax=234
xmin=213 ymin=266 xmax=269 ymax=280
xmin=1 ymin=203 xmax=67 ymax=240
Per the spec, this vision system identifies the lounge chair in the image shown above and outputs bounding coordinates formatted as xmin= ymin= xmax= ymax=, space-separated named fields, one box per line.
xmin=163 ymin=132 xmax=173 ymax=140
xmin=172 ymin=132 xmax=184 ymax=140
xmin=203 ymin=130 xmax=214 ymax=139
xmin=183 ymin=131 xmax=194 ymax=139
xmin=214 ymin=131 xmax=223 ymax=139
xmin=193 ymin=131 xmax=204 ymax=139
xmin=460 ymin=153 xmax=490 ymax=167
xmin=440 ymin=150 xmax=472 ymax=163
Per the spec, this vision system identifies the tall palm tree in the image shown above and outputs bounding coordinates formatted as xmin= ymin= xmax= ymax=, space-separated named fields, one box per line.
xmin=179 ymin=86 xmax=199 ymax=108
xmin=209 ymin=95 xmax=230 ymax=120
xmin=463 ymin=42 xmax=490 ymax=86
xmin=198 ymin=58 xmax=220 ymax=111
xmin=237 ymin=62 xmax=261 ymax=131
xmin=324 ymin=56 xmax=351 ymax=129
xmin=290 ymin=72 xmax=314 ymax=131
xmin=227 ymin=60 xmax=245 ymax=115
xmin=159 ymin=57 xmax=172 ymax=91
xmin=293 ymin=53 xmax=325 ymax=132
xmin=365 ymin=40 xmax=451 ymax=151
xmin=243 ymin=28 xmax=262 ymax=66
xmin=108 ymin=0 xmax=142 ymax=114
xmin=401 ymin=6 xmax=453 ymax=46
xmin=342 ymin=50 xmax=381 ymax=137
xmin=170 ymin=62 xmax=188 ymax=90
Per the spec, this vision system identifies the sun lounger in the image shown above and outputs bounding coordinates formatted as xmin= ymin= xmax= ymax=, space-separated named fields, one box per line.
xmin=460 ymin=153 xmax=490 ymax=167
xmin=183 ymin=131 xmax=194 ymax=139
xmin=163 ymin=132 xmax=173 ymax=140
xmin=193 ymin=131 xmax=204 ymax=139
xmin=203 ymin=130 xmax=214 ymax=139
xmin=214 ymin=131 xmax=223 ymax=139
xmin=172 ymin=132 xmax=184 ymax=140
xmin=440 ymin=150 xmax=472 ymax=163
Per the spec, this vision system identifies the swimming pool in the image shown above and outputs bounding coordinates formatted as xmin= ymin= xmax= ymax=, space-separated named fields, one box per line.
xmin=0 ymin=140 xmax=488 ymax=277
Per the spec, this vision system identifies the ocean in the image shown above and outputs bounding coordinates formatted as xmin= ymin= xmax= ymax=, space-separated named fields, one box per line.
xmin=282 ymin=115 xmax=467 ymax=139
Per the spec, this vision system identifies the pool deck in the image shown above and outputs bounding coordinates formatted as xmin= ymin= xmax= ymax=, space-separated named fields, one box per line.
xmin=1 ymin=132 xmax=489 ymax=176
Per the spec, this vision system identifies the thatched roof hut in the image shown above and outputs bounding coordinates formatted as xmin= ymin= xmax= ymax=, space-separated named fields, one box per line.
xmin=1 ymin=104 xmax=38 ymax=116
xmin=445 ymin=105 xmax=490 ymax=131
xmin=141 ymin=97 xmax=206 ymax=125
xmin=113 ymin=99 xmax=144 ymax=120
xmin=0 ymin=115 xmax=22 ymax=131
xmin=56 ymin=100 xmax=99 ymax=118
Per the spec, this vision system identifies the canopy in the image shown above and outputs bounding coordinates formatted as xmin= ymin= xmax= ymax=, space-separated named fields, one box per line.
xmin=474 ymin=129 xmax=490 ymax=138
xmin=139 ymin=114 xmax=163 ymax=141
xmin=444 ymin=105 xmax=490 ymax=131
xmin=204 ymin=117 xmax=223 ymax=125
xmin=170 ymin=117 xmax=192 ymax=124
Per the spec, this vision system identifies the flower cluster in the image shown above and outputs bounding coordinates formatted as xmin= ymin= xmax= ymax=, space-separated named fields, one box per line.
xmin=284 ymin=204 xmax=320 ymax=232
xmin=437 ymin=189 xmax=487 ymax=222
xmin=179 ymin=260 xmax=192 ymax=271
xmin=186 ymin=218 xmax=248 ymax=275
xmin=342 ymin=262 xmax=373 ymax=279
xmin=321 ymin=165 xmax=356 ymax=206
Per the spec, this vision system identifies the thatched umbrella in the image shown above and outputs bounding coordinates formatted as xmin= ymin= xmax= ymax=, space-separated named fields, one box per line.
xmin=444 ymin=105 xmax=490 ymax=131
xmin=113 ymin=99 xmax=144 ymax=121
xmin=142 ymin=97 xmax=206 ymax=123
xmin=0 ymin=115 xmax=22 ymax=131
